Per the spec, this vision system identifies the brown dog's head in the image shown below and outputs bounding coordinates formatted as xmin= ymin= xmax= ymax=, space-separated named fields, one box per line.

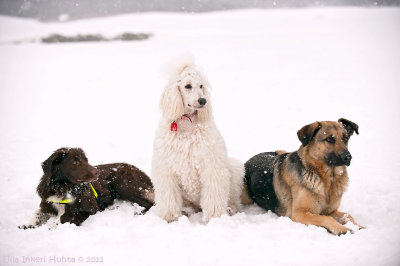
xmin=297 ymin=118 xmax=359 ymax=167
xmin=41 ymin=148 xmax=99 ymax=184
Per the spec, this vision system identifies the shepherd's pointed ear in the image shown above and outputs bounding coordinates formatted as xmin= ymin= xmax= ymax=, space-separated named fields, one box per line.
xmin=297 ymin=122 xmax=322 ymax=146
xmin=339 ymin=118 xmax=359 ymax=136
xmin=41 ymin=148 xmax=68 ymax=174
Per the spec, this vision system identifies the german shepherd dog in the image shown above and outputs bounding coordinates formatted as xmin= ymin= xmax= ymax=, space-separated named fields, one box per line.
xmin=243 ymin=118 xmax=364 ymax=235
xmin=19 ymin=148 xmax=154 ymax=229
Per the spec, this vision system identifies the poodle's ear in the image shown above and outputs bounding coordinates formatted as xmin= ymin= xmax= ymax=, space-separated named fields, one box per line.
xmin=297 ymin=121 xmax=322 ymax=146
xmin=196 ymin=83 xmax=213 ymax=122
xmin=159 ymin=82 xmax=184 ymax=121
xmin=41 ymin=148 xmax=68 ymax=175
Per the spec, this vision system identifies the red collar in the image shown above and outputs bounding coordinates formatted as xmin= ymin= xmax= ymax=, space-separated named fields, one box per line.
xmin=171 ymin=112 xmax=196 ymax=131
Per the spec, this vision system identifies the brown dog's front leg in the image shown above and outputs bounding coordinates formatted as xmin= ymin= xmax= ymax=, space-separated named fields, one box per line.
xmin=330 ymin=210 xmax=365 ymax=229
xmin=60 ymin=212 xmax=90 ymax=226
xmin=292 ymin=211 xmax=351 ymax=235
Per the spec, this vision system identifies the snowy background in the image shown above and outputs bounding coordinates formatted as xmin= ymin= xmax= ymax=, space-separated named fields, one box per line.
xmin=1 ymin=0 xmax=399 ymax=21
xmin=0 ymin=6 xmax=400 ymax=266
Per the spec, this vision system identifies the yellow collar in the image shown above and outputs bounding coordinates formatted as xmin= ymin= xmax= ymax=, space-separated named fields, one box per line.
xmin=47 ymin=183 xmax=98 ymax=204
xmin=89 ymin=183 xmax=98 ymax=198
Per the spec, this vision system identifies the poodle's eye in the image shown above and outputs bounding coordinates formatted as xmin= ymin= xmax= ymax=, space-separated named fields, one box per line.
xmin=200 ymin=85 xmax=203 ymax=88
xmin=185 ymin=84 xmax=192 ymax=89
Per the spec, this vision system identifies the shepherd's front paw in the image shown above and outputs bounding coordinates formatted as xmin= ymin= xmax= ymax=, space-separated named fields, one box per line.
xmin=329 ymin=225 xmax=351 ymax=236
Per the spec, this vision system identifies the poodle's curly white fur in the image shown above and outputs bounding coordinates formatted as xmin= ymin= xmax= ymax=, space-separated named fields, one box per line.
xmin=152 ymin=54 xmax=244 ymax=222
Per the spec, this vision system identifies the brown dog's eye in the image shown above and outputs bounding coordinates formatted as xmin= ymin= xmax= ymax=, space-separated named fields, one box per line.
xmin=72 ymin=160 xmax=81 ymax=166
xmin=325 ymin=136 xmax=336 ymax=144
xmin=185 ymin=84 xmax=192 ymax=89
xmin=342 ymin=135 xmax=349 ymax=144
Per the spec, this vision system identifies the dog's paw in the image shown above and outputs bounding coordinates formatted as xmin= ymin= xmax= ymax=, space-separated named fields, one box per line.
xmin=182 ymin=207 xmax=196 ymax=216
xmin=227 ymin=206 xmax=237 ymax=216
xmin=202 ymin=215 xmax=211 ymax=223
xmin=155 ymin=205 xmax=182 ymax=222
xmin=48 ymin=220 xmax=59 ymax=230
xmin=157 ymin=211 xmax=181 ymax=223
xmin=202 ymin=209 xmax=226 ymax=223
xmin=164 ymin=214 xmax=180 ymax=223
xmin=329 ymin=225 xmax=351 ymax=236
xmin=18 ymin=224 xmax=36 ymax=230
xmin=343 ymin=221 xmax=366 ymax=233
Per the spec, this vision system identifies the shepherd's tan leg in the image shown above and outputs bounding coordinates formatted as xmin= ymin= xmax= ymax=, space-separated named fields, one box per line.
xmin=292 ymin=211 xmax=351 ymax=235
xmin=330 ymin=210 xmax=365 ymax=229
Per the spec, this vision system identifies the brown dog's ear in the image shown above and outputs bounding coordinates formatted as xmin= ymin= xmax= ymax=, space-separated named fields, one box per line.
xmin=41 ymin=148 xmax=68 ymax=174
xmin=339 ymin=118 xmax=359 ymax=136
xmin=297 ymin=122 xmax=322 ymax=146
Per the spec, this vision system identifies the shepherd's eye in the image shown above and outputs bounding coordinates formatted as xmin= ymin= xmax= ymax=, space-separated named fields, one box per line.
xmin=325 ymin=136 xmax=336 ymax=144
xmin=185 ymin=84 xmax=192 ymax=89
xmin=200 ymin=85 xmax=203 ymax=88
xmin=342 ymin=135 xmax=349 ymax=144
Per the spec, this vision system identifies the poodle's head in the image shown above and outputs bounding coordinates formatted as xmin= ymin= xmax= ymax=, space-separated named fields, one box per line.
xmin=160 ymin=54 xmax=212 ymax=122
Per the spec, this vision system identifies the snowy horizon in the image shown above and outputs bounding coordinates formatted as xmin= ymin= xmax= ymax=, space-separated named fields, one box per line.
xmin=1 ymin=0 xmax=399 ymax=21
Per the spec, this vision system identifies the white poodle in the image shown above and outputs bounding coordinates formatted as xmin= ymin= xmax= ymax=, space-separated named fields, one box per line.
xmin=151 ymin=54 xmax=244 ymax=223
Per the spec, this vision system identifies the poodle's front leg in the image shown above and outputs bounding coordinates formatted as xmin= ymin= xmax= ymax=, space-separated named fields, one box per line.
xmin=153 ymin=170 xmax=183 ymax=222
xmin=227 ymin=158 xmax=245 ymax=214
xmin=200 ymin=164 xmax=230 ymax=222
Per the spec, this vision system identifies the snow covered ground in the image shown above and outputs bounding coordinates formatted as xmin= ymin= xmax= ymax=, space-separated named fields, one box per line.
xmin=0 ymin=7 xmax=400 ymax=266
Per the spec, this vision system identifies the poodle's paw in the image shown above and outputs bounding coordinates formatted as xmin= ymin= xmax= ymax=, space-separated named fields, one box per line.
xmin=161 ymin=212 xmax=181 ymax=223
xmin=227 ymin=206 xmax=238 ymax=216
xmin=202 ymin=207 xmax=226 ymax=223
xmin=156 ymin=207 xmax=181 ymax=222
xmin=182 ymin=207 xmax=197 ymax=216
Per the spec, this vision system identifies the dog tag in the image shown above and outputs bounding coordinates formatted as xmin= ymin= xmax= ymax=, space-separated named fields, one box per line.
xmin=171 ymin=121 xmax=177 ymax=131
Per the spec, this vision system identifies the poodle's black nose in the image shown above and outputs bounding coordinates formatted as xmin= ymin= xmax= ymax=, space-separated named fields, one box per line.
xmin=198 ymin=98 xmax=207 ymax=106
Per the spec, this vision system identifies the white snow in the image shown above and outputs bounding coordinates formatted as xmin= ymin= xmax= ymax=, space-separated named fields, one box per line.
xmin=1 ymin=7 xmax=400 ymax=266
